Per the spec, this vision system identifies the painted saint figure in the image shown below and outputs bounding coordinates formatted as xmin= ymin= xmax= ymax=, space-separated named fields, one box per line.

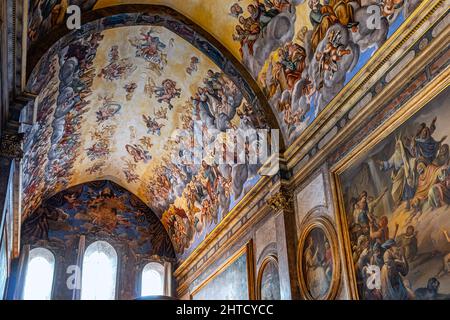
xmin=380 ymin=240 xmax=410 ymax=300
xmin=154 ymin=79 xmax=181 ymax=110
xmin=304 ymin=233 xmax=328 ymax=298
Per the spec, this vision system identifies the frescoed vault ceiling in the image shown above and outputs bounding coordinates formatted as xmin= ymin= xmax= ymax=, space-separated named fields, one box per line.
xmin=23 ymin=23 xmax=271 ymax=260
xmin=23 ymin=0 xmax=424 ymax=261
xmin=27 ymin=0 xmax=423 ymax=144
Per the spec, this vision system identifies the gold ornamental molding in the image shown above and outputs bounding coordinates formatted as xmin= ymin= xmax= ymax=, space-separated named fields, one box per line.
xmin=175 ymin=176 xmax=294 ymax=296
xmin=176 ymin=205 xmax=270 ymax=297
xmin=266 ymin=190 xmax=293 ymax=212
xmin=284 ymin=0 xmax=448 ymax=169
xmin=0 ymin=133 xmax=24 ymax=159
xmin=175 ymin=177 xmax=292 ymax=296
xmin=190 ymin=240 xmax=256 ymax=300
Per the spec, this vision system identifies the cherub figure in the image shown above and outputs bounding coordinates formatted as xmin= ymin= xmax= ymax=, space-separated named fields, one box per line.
xmin=122 ymin=158 xmax=140 ymax=183
xmin=96 ymin=95 xmax=121 ymax=122
xmin=380 ymin=0 xmax=404 ymax=18
xmin=142 ymin=114 xmax=165 ymax=135
xmin=139 ymin=136 xmax=154 ymax=150
xmin=154 ymin=106 xmax=168 ymax=120
xmin=230 ymin=3 xmax=244 ymax=18
xmin=316 ymin=30 xmax=351 ymax=81
xmin=85 ymin=161 xmax=106 ymax=175
xmin=129 ymin=28 xmax=167 ymax=69
xmin=154 ymin=79 xmax=181 ymax=109
xmin=123 ymin=82 xmax=137 ymax=101
xmin=186 ymin=56 xmax=200 ymax=75
xmin=277 ymin=99 xmax=304 ymax=130
xmin=99 ymin=46 xmax=136 ymax=81
xmin=125 ymin=144 xmax=152 ymax=163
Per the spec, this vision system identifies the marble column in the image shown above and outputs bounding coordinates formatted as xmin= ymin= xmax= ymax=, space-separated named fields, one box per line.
xmin=267 ymin=189 xmax=301 ymax=300
xmin=163 ymin=261 xmax=173 ymax=297
xmin=72 ymin=235 xmax=86 ymax=300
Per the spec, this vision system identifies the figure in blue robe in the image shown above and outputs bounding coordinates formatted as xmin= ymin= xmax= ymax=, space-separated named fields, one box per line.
xmin=413 ymin=118 xmax=447 ymax=165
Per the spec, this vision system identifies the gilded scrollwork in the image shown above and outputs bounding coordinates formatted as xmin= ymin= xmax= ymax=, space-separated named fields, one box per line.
xmin=267 ymin=189 xmax=293 ymax=212
xmin=0 ymin=133 xmax=24 ymax=159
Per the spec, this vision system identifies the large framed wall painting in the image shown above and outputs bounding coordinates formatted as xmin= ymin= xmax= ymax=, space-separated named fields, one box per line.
xmin=191 ymin=241 xmax=255 ymax=300
xmin=334 ymin=81 xmax=450 ymax=300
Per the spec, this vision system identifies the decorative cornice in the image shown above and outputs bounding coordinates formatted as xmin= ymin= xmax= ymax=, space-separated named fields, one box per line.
xmin=143 ymin=254 xmax=177 ymax=266
xmin=0 ymin=132 xmax=23 ymax=159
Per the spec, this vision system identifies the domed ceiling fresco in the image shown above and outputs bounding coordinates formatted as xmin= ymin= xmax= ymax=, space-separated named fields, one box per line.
xmin=28 ymin=0 xmax=422 ymax=144
xmin=23 ymin=22 xmax=271 ymax=260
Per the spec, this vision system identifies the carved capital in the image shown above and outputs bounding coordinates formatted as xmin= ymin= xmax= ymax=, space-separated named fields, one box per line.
xmin=267 ymin=190 xmax=293 ymax=212
xmin=0 ymin=133 xmax=24 ymax=159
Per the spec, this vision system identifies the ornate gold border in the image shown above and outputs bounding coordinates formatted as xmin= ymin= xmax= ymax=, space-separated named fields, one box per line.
xmin=190 ymin=239 xmax=255 ymax=300
xmin=297 ymin=215 xmax=340 ymax=300
xmin=256 ymin=254 xmax=279 ymax=300
xmin=330 ymin=70 xmax=450 ymax=299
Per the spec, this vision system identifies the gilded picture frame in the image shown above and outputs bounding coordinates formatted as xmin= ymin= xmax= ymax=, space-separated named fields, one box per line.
xmin=190 ymin=240 xmax=255 ymax=300
xmin=330 ymin=70 xmax=449 ymax=299
xmin=256 ymin=254 xmax=280 ymax=300
xmin=297 ymin=215 xmax=341 ymax=300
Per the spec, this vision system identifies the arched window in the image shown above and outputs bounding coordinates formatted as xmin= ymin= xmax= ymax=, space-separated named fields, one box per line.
xmin=81 ymin=241 xmax=117 ymax=300
xmin=141 ymin=262 xmax=164 ymax=296
xmin=23 ymin=248 xmax=55 ymax=300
